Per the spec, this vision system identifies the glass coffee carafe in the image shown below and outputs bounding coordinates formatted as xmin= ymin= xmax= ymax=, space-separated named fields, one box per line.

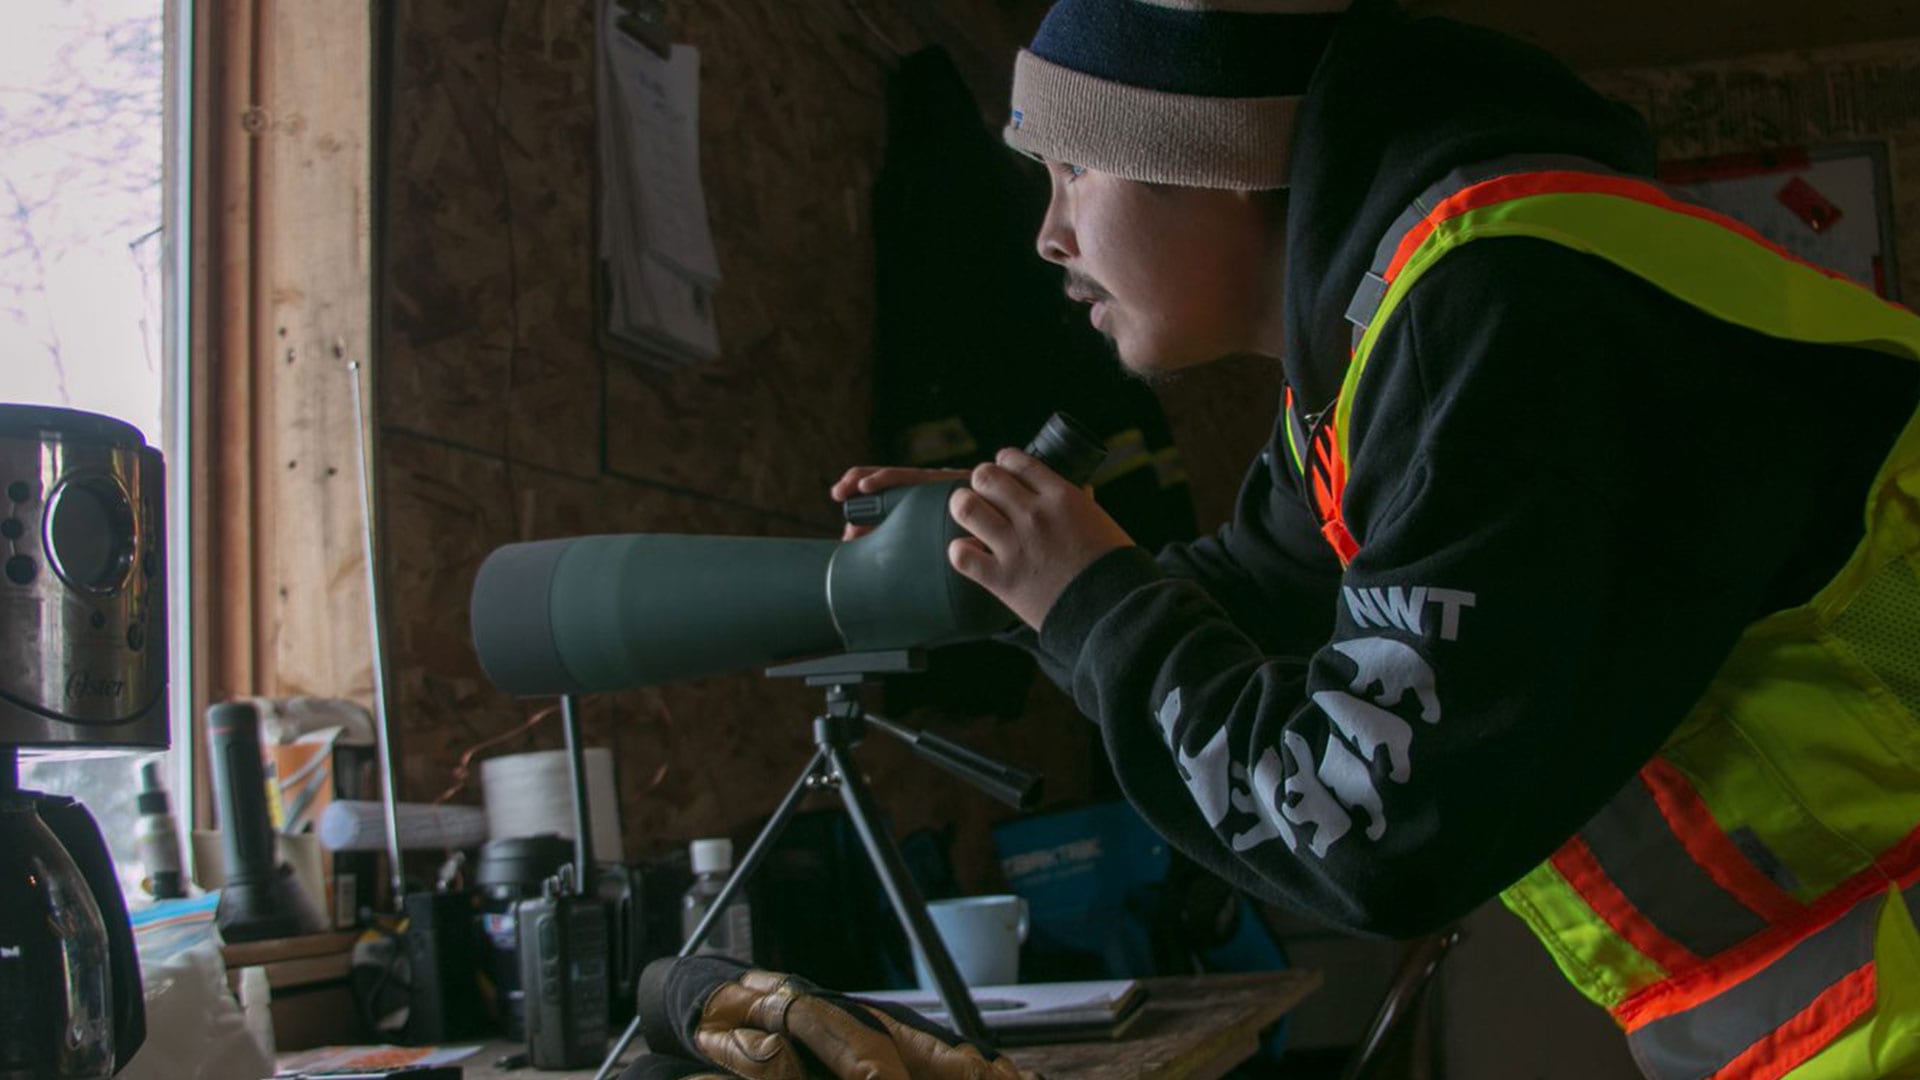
xmin=0 ymin=792 xmax=116 ymax=1080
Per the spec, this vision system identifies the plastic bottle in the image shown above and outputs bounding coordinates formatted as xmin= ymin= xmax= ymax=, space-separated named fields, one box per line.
xmin=680 ymin=838 xmax=752 ymax=964
xmin=133 ymin=758 xmax=185 ymax=900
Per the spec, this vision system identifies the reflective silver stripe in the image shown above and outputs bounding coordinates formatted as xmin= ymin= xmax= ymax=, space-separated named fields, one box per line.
xmin=1342 ymin=272 xmax=1389 ymax=335
xmin=1627 ymin=883 xmax=1905 ymax=1080
xmin=1581 ymin=774 xmax=1771 ymax=959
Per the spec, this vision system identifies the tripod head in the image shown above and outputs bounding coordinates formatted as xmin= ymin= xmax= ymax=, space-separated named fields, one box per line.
xmin=765 ymin=651 xmax=1043 ymax=811
xmin=766 ymin=648 xmax=926 ymax=690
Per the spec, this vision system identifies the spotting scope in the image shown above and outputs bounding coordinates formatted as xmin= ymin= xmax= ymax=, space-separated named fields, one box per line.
xmin=470 ymin=413 xmax=1106 ymax=695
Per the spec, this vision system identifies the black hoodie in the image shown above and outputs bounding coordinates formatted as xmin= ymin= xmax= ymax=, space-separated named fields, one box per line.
xmin=1028 ymin=0 xmax=1919 ymax=936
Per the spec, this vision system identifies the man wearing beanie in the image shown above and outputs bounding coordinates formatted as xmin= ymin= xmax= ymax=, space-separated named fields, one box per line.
xmin=837 ymin=1 xmax=1920 ymax=1074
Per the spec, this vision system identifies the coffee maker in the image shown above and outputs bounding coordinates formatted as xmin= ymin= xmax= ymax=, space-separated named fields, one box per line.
xmin=0 ymin=404 xmax=166 ymax=1077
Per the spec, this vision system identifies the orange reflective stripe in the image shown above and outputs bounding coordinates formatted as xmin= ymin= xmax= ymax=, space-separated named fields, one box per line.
xmin=1641 ymin=758 xmax=1803 ymax=926
xmin=1290 ymin=395 xmax=1367 ymax=564
xmin=1321 ymin=517 xmax=1359 ymax=565
xmin=1309 ymin=432 xmax=1339 ymax=509
xmin=1552 ymin=835 xmax=1698 ymax=974
xmin=1708 ymin=964 xmax=1876 ymax=1080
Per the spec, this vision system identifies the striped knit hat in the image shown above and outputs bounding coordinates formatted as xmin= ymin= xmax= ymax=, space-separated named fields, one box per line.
xmin=1004 ymin=0 xmax=1351 ymax=190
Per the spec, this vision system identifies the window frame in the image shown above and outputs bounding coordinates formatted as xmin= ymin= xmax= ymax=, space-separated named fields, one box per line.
xmin=165 ymin=0 xmax=197 ymax=826
xmin=186 ymin=0 xmax=379 ymax=841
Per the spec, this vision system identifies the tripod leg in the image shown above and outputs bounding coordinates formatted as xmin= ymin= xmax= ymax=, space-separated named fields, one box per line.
xmin=823 ymin=741 xmax=993 ymax=1047
xmin=593 ymin=745 xmax=831 ymax=1080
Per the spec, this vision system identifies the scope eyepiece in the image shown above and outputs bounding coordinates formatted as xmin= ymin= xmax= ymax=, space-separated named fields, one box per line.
xmin=1024 ymin=412 xmax=1105 ymax=486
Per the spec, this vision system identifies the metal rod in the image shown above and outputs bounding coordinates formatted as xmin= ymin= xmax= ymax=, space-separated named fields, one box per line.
xmin=347 ymin=360 xmax=405 ymax=909
xmin=825 ymin=739 xmax=991 ymax=1046
xmin=864 ymin=710 xmax=1043 ymax=810
xmin=561 ymin=695 xmax=592 ymax=891
xmin=594 ymin=1012 xmax=643 ymax=1080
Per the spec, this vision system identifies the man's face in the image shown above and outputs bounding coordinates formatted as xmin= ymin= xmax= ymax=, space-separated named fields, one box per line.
xmin=1035 ymin=161 xmax=1280 ymax=378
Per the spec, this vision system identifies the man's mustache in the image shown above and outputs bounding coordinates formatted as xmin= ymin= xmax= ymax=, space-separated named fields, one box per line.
xmin=1063 ymin=272 xmax=1111 ymax=304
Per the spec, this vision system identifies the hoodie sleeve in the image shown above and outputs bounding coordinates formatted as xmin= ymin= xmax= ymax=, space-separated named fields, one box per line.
xmin=1032 ymin=238 xmax=1899 ymax=936
xmin=1005 ymin=436 xmax=1342 ymax=691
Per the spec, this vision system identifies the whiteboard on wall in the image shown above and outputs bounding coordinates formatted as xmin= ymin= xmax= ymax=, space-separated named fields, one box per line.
xmin=1661 ymin=143 xmax=1901 ymax=301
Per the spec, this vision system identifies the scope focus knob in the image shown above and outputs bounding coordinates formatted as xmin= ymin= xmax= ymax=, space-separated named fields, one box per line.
xmin=842 ymin=494 xmax=887 ymax=526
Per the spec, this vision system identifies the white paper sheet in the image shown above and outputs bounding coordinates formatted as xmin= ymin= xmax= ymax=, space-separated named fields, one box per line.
xmin=858 ymin=978 xmax=1144 ymax=1031
xmin=597 ymin=1 xmax=721 ymax=364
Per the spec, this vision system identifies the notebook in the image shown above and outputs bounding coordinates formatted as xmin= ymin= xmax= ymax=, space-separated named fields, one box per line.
xmin=857 ymin=979 xmax=1148 ymax=1045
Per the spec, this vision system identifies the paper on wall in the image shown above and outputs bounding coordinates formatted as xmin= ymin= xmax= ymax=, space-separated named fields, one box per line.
xmin=598 ymin=2 xmax=722 ymax=366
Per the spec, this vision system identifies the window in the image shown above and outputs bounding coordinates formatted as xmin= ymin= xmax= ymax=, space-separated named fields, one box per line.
xmin=4 ymin=0 xmax=191 ymax=903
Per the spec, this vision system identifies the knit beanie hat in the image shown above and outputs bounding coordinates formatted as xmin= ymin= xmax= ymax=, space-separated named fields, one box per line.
xmin=1004 ymin=0 xmax=1350 ymax=190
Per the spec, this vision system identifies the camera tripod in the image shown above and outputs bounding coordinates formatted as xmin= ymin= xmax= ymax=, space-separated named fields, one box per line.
xmin=594 ymin=650 xmax=1043 ymax=1080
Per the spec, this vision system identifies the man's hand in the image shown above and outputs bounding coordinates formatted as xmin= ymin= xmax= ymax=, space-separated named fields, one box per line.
xmin=831 ymin=466 xmax=967 ymax=540
xmin=948 ymin=448 xmax=1134 ymax=630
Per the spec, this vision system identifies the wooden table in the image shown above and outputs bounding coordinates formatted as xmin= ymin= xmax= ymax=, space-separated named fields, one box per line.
xmin=1009 ymin=971 xmax=1320 ymax=1079
xmin=457 ymin=970 xmax=1319 ymax=1080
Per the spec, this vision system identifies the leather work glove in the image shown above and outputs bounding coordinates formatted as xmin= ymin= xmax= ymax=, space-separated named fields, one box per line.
xmin=622 ymin=955 xmax=1041 ymax=1080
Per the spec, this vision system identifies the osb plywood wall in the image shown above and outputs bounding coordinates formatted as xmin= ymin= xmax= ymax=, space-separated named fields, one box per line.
xmin=374 ymin=0 xmax=1150 ymax=888
xmin=1586 ymin=37 xmax=1920 ymax=303
xmin=1412 ymin=0 xmax=1920 ymax=73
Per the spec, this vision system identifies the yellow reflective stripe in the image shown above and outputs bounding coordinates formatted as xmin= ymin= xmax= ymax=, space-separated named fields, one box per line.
xmin=901 ymin=416 xmax=978 ymax=465
xmin=1151 ymin=446 xmax=1189 ymax=489
xmin=1503 ymin=862 xmax=1669 ymax=1009
xmin=1336 ymin=191 xmax=1920 ymax=468
xmin=1283 ymin=404 xmax=1305 ymax=474
xmin=1090 ymin=428 xmax=1153 ymax=488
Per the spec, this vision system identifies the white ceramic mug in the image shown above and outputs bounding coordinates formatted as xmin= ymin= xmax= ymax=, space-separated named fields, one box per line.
xmin=913 ymin=894 xmax=1030 ymax=990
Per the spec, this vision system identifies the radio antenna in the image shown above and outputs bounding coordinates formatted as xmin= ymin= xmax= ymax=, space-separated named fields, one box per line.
xmin=348 ymin=360 xmax=406 ymax=909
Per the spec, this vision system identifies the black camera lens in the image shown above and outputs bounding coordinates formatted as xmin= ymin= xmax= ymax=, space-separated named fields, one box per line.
xmin=1024 ymin=412 xmax=1107 ymax=486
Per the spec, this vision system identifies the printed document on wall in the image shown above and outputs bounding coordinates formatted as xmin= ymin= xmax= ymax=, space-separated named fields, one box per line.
xmin=598 ymin=5 xmax=721 ymax=366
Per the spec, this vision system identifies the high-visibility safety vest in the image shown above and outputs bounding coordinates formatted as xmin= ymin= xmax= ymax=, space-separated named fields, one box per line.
xmin=1283 ymin=156 xmax=1920 ymax=1079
